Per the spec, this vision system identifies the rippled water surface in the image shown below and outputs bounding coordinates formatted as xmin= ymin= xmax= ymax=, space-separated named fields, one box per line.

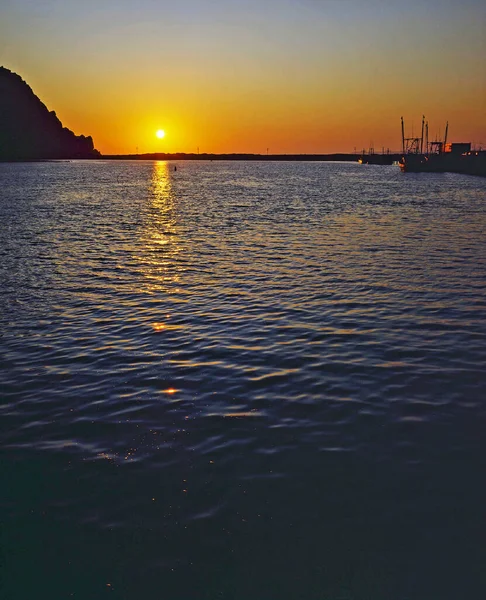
xmin=1 ymin=160 xmax=486 ymax=599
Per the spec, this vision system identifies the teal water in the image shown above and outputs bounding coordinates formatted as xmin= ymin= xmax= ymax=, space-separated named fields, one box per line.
xmin=1 ymin=160 xmax=486 ymax=599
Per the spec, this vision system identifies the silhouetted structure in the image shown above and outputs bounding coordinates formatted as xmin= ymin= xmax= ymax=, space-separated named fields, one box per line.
xmin=0 ymin=67 xmax=100 ymax=160
xmin=358 ymin=148 xmax=399 ymax=165
xmin=399 ymin=116 xmax=486 ymax=176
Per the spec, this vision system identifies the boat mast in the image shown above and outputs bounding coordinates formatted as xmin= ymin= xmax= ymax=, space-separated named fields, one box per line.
xmin=401 ymin=117 xmax=405 ymax=154
xmin=444 ymin=121 xmax=449 ymax=150
xmin=420 ymin=115 xmax=425 ymax=154
xmin=425 ymin=121 xmax=429 ymax=155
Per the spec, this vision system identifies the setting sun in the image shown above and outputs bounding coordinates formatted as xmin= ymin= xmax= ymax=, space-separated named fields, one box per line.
xmin=156 ymin=129 xmax=165 ymax=139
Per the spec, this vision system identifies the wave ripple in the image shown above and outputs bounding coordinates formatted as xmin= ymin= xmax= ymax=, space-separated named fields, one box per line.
xmin=1 ymin=161 xmax=486 ymax=598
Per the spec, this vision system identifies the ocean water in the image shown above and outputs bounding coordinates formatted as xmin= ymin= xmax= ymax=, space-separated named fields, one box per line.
xmin=1 ymin=160 xmax=485 ymax=599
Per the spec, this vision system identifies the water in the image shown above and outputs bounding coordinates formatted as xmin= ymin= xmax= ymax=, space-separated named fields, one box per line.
xmin=1 ymin=160 xmax=485 ymax=599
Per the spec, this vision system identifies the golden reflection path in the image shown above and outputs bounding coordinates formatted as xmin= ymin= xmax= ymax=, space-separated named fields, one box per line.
xmin=138 ymin=161 xmax=184 ymax=296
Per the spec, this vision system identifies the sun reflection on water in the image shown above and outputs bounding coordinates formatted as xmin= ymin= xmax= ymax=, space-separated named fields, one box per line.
xmin=138 ymin=161 xmax=184 ymax=294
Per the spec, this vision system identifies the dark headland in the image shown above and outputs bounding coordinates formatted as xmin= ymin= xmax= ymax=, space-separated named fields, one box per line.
xmin=0 ymin=67 xmax=100 ymax=161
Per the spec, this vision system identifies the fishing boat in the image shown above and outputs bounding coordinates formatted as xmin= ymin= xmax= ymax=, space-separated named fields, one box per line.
xmin=399 ymin=117 xmax=486 ymax=176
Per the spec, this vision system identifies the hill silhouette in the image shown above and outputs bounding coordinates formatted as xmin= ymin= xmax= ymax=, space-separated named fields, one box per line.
xmin=0 ymin=67 xmax=100 ymax=160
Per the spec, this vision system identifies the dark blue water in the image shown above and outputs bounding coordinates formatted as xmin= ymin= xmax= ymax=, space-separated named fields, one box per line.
xmin=1 ymin=160 xmax=486 ymax=599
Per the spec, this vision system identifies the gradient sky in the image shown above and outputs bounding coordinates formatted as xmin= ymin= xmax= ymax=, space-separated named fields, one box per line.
xmin=1 ymin=0 xmax=485 ymax=154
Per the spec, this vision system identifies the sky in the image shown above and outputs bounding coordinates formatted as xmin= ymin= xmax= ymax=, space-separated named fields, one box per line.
xmin=1 ymin=0 xmax=485 ymax=154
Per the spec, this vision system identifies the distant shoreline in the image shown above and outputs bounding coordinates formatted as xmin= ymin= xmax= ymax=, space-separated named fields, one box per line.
xmin=1 ymin=152 xmax=405 ymax=163
xmin=101 ymin=152 xmax=363 ymax=162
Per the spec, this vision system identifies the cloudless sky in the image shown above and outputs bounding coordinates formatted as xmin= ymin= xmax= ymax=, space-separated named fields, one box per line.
xmin=1 ymin=0 xmax=485 ymax=153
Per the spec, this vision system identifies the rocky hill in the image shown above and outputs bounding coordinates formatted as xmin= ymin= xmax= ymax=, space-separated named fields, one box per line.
xmin=0 ymin=67 xmax=100 ymax=160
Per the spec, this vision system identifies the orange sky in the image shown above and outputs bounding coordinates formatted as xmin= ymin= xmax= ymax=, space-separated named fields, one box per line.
xmin=1 ymin=0 xmax=485 ymax=154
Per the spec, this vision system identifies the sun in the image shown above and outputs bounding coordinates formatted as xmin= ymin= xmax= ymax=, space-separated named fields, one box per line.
xmin=156 ymin=129 xmax=165 ymax=139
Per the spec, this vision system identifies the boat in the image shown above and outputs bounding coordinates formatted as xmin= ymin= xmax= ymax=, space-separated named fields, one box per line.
xmin=358 ymin=152 xmax=397 ymax=166
xmin=399 ymin=117 xmax=486 ymax=176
